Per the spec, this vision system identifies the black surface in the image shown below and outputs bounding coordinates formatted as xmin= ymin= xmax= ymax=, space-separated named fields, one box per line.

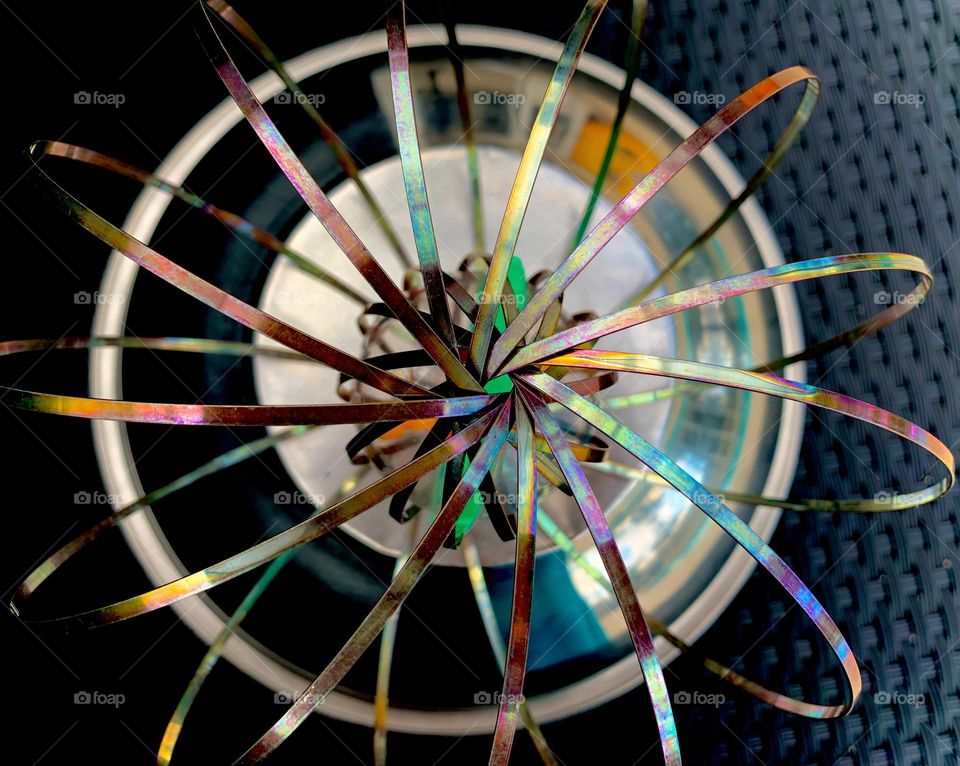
xmin=1 ymin=1 xmax=958 ymax=764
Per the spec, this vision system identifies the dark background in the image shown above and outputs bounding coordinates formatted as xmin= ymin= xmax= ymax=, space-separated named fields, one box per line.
xmin=2 ymin=1 xmax=959 ymax=764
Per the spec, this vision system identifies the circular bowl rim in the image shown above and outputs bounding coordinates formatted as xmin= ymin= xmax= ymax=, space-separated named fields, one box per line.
xmin=89 ymin=24 xmax=806 ymax=735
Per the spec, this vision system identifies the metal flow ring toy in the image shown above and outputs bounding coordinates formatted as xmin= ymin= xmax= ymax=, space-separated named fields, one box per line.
xmin=6 ymin=2 xmax=954 ymax=765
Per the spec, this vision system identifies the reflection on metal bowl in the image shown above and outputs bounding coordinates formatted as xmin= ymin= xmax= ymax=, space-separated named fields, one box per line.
xmin=90 ymin=26 xmax=804 ymax=735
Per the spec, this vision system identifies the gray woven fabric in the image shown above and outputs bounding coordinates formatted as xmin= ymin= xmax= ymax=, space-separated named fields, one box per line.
xmin=600 ymin=1 xmax=960 ymax=763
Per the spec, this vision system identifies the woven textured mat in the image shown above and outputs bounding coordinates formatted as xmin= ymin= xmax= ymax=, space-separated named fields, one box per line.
xmin=553 ymin=1 xmax=960 ymax=763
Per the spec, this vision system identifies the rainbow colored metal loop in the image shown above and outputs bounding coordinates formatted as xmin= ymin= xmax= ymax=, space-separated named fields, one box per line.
xmin=6 ymin=1 xmax=954 ymax=765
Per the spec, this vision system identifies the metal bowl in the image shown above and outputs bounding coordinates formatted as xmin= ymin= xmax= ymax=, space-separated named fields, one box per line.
xmin=90 ymin=25 xmax=805 ymax=735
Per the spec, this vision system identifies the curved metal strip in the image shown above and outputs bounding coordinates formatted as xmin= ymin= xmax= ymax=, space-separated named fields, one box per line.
xmin=503 ymin=253 xmax=930 ymax=373
xmin=32 ymin=141 xmax=369 ymax=305
xmin=521 ymin=373 xmax=863 ymax=720
xmin=541 ymin=350 xmax=953 ymax=509
xmin=157 ymin=465 xmax=371 ymax=765
xmin=488 ymin=67 xmax=820 ymax=375
xmin=13 ymin=425 xmax=312 ymax=612
xmin=470 ymin=0 xmax=609 ymax=372
xmin=234 ymin=401 xmax=513 ymax=764
xmin=203 ymin=0 xmax=412 ymax=267
xmin=27 ymin=146 xmax=430 ymax=398
xmin=13 ymin=408 xmax=499 ymax=629
xmin=193 ymin=7 xmax=482 ymax=392
xmin=516 ymin=385 xmax=681 ymax=765
xmin=488 ymin=397 xmax=538 ymax=765
xmin=572 ymin=0 xmax=648 ymax=246
xmin=386 ymin=4 xmax=457 ymax=350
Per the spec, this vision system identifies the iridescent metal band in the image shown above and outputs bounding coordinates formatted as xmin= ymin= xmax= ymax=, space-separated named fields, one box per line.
xmin=7 ymin=2 xmax=954 ymax=764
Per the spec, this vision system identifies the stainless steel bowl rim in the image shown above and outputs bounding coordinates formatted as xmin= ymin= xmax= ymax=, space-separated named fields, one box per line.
xmin=89 ymin=25 xmax=806 ymax=735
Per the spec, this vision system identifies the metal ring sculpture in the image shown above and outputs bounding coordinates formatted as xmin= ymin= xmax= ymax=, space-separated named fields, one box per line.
xmin=6 ymin=2 xmax=954 ymax=764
